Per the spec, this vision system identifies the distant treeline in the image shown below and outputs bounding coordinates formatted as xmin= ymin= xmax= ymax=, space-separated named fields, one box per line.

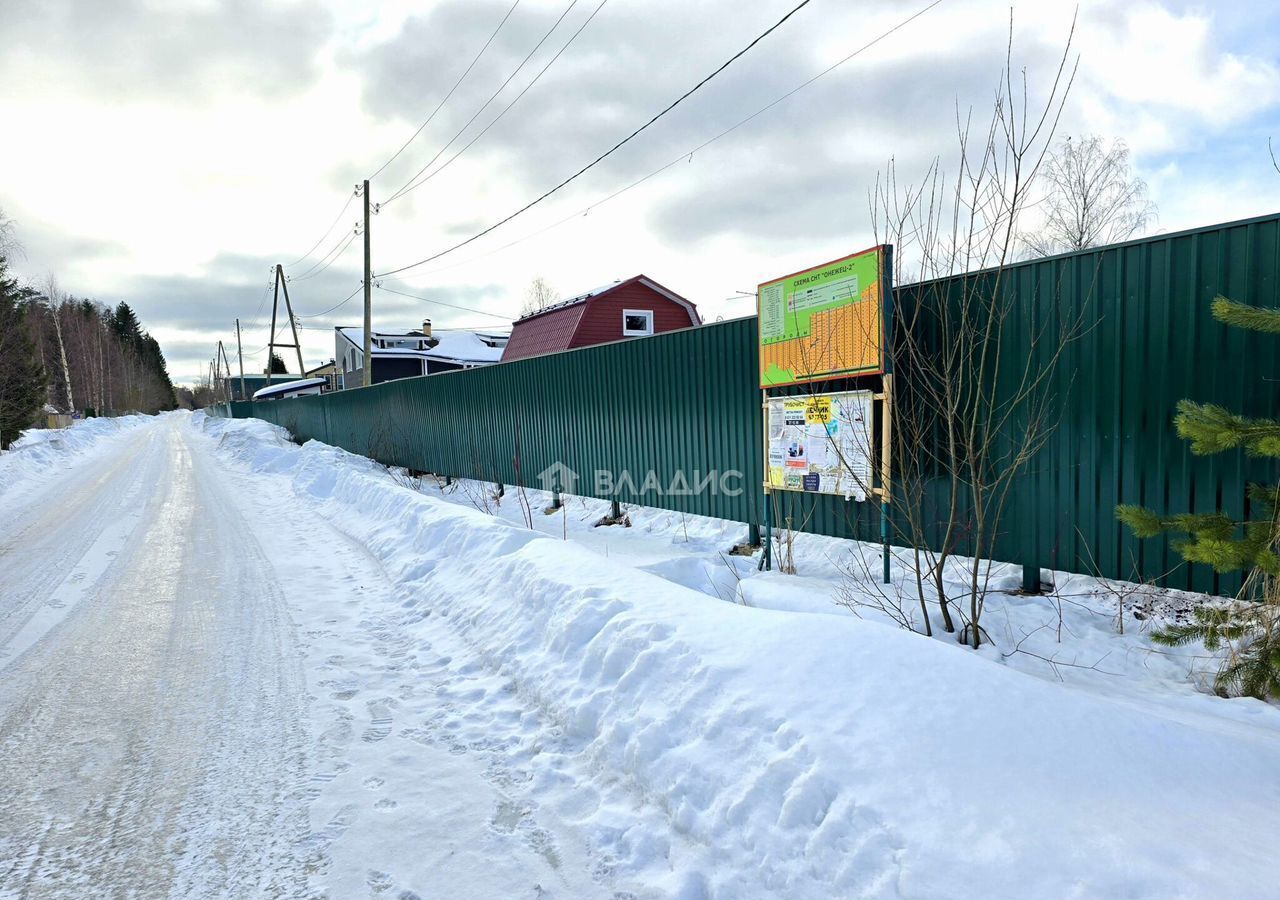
xmin=0 ymin=217 xmax=176 ymax=448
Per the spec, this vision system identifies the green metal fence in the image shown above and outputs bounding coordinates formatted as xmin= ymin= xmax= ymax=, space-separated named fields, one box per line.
xmin=215 ymin=212 xmax=1280 ymax=595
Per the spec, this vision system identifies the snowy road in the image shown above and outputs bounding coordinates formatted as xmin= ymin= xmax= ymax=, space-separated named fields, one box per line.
xmin=0 ymin=417 xmax=642 ymax=899
xmin=0 ymin=419 xmax=308 ymax=897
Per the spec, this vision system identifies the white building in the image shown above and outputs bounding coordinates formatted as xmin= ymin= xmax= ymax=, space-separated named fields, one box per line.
xmin=334 ymin=319 xmax=509 ymax=389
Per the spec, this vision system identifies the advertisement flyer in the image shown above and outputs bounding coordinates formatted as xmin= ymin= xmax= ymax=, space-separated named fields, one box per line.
xmin=765 ymin=391 xmax=874 ymax=499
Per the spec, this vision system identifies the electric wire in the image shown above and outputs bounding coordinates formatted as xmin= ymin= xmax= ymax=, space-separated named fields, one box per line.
xmin=296 ymin=283 xmax=366 ymax=318
xmin=250 ymin=0 xmax=939 ymax=340
xmin=376 ymin=0 xmax=815 ymax=278
xmin=382 ymin=0 xmax=588 ymax=206
xmin=374 ymin=282 xmax=513 ymax=319
xmin=368 ymin=0 xmax=523 ymax=181
xmin=386 ymin=0 xmax=608 ymax=204
xmin=280 ymin=1 xmax=518 ymax=278
xmin=387 ymin=0 xmax=945 ymax=283
xmin=283 ymin=191 xmax=357 ymax=269
xmin=290 ymin=229 xmax=359 ymax=282
xmin=242 ymin=275 xmax=275 ymax=331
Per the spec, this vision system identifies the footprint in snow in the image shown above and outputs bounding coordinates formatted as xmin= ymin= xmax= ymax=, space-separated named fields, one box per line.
xmin=362 ymin=699 xmax=395 ymax=742
xmin=366 ymin=869 xmax=393 ymax=893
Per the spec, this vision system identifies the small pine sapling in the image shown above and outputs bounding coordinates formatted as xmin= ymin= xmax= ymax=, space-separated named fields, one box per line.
xmin=1117 ymin=296 xmax=1280 ymax=698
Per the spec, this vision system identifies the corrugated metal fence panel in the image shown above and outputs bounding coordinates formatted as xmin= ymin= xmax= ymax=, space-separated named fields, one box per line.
xmin=999 ymin=214 xmax=1280 ymax=594
xmin=223 ymin=213 xmax=1280 ymax=594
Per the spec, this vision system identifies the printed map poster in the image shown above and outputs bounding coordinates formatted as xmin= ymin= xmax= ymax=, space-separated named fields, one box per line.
xmin=758 ymin=245 xmax=888 ymax=387
xmin=765 ymin=391 xmax=874 ymax=499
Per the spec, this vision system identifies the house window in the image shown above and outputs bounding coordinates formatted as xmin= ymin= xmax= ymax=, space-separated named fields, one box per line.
xmin=622 ymin=309 xmax=654 ymax=336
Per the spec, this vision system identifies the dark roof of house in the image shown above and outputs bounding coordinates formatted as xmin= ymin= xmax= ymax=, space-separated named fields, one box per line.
xmin=512 ymin=275 xmax=698 ymax=325
xmin=503 ymin=275 xmax=698 ymax=362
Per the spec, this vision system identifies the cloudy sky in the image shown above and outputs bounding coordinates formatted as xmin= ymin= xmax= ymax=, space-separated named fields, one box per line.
xmin=3 ymin=0 xmax=1278 ymax=385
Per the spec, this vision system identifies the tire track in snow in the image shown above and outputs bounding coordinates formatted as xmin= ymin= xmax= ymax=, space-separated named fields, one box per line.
xmin=0 ymin=419 xmax=309 ymax=898
xmin=0 ymin=425 xmax=160 ymax=663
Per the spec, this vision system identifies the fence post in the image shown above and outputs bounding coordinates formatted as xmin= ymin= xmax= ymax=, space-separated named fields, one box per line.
xmin=1021 ymin=563 xmax=1042 ymax=594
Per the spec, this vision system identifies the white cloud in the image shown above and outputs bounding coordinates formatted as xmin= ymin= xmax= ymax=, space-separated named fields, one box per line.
xmin=1071 ymin=1 xmax=1280 ymax=153
xmin=2 ymin=0 xmax=1277 ymax=385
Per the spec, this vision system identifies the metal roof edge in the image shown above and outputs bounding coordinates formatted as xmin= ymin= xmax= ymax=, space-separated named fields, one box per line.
xmin=900 ymin=210 xmax=1280 ymax=288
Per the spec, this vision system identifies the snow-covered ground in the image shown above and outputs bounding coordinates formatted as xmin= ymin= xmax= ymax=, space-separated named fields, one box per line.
xmin=196 ymin=413 xmax=1278 ymax=899
xmin=0 ymin=415 xmax=149 ymax=502
xmin=2 ymin=411 xmax=1278 ymax=899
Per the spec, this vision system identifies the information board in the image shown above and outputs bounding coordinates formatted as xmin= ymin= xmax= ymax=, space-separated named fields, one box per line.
xmin=758 ymin=246 xmax=887 ymax=387
xmin=765 ymin=390 xmax=874 ymax=499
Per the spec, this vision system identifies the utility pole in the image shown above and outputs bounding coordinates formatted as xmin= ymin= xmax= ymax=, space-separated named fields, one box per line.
xmin=278 ymin=266 xmax=306 ymax=377
xmin=235 ymin=318 xmax=246 ymax=401
xmin=216 ymin=342 xmax=225 ymax=402
xmin=266 ymin=264 xmax=307 ymax=385
xmin=216 ymin=341 xmax=234 ymax=403
xmin=267 ymin=269 xmax=280 ymax=388
xmin=362 ymin=178 xmax=373 ymax=387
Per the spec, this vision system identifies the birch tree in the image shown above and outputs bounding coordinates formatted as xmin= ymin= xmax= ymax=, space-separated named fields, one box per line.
xmin=1020 ymin=135 xmax=1155 ymax=258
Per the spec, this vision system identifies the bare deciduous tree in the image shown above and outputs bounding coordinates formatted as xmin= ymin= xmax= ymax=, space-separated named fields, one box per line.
xmin=519 ymin=276 xmax=559 ymax=318
xmin=44 ymin=276 xmax=76 ymax=414
xmin=0 ymin=208 xmax=18 ymax=258
xmin=1020 ymin=135 xmax=1155 ymax=258
xmin=858 ymin=17 xmax=1085 ymax=648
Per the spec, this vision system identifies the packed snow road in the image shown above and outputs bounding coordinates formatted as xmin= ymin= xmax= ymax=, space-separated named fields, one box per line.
xmin=0 ymin=419 xmax=307 ymax=896
xmin=0 ymin=416 xmax=620 ymax=899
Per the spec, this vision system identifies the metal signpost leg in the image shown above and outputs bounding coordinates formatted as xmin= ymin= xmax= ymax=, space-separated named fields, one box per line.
xmin=881 ymin=373 xmax=893 ymax=585
xmin=760 ymin=496 xmax=773 ymax=572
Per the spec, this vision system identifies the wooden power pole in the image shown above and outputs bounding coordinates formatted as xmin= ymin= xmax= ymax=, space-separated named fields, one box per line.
xmin=235 ymin=318 xmax=246 ymax=400
xmin=266 ymin=264 xmax=307 ymax=385
xmin=362 ymin=178 xmax=373 ymax=387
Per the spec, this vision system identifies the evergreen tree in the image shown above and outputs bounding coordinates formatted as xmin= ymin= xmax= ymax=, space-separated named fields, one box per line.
xmin=266 ymin=352 xmax=288 ymax=374
xmin=1117 ymin=296 xmax=1280 ymax=698
xmin=110 ymin=302 xmax=143 ymax=350
xmin=0 ymin=256 xmax=46 ymax=448
xmin=140 ymin=333 xmax=178 ymax=409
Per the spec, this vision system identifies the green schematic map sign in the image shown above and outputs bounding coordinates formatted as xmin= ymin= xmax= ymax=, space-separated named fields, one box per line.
xmin=757 ymin=245 xmax=889 ymax=387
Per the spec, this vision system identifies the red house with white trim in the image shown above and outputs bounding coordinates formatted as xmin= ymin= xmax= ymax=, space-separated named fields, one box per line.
xmin=501 ymin=275 xmax=700 ymax=363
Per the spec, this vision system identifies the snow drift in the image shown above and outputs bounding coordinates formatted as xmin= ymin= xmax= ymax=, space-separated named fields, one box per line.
xmin=197 ymin=412 xmax=1280 ymax=899
xmin=0 ymin=415 xmax=150 ymax=502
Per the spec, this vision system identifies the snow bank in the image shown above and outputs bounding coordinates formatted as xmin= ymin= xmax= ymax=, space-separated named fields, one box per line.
xmin=0 ymin=414 xmax=152 ymax=502
xmin=199 ymin=414 xmax=1280 ymax=899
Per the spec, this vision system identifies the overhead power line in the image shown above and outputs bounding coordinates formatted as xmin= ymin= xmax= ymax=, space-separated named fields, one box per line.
xmin=296 ymin=282 xmax=366 ymax=319
xmin=383 ymin=0 xmax=593 ymax=206
xmin=374 ymin=282 xmax=512 ymax=320
xmin=389 ymin=0 xmax=946 ymax=283
xmin=386 ymin=0 xmax=608 ymax=204
xmin=281 ymin=2 xmax=519 ymax=273
xmin=290 ymin=229 xmax=359 ymax=282
xmin=376 ymin=0 xmax=815 ymax=278
xmin=369 ymin=0 xmax=523 ymax=181
xmin=284 ymin=190 xmax=357 ymax=269
xmin=242 ymin=274 xmax=276 ymax=331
